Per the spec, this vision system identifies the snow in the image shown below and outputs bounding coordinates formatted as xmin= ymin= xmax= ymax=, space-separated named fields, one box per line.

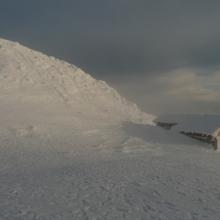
xmin=1 ymin=38 xmax=220 ymax=220
xmin=213 ymin=128 xmax=220 ymax=138
xmin=0 ymin=37 xmax=155 ymax=131
xmin=217 ymin=137 xmax=220 ymax=150
xmin=1 ymin=135 xmax=220 ymax=220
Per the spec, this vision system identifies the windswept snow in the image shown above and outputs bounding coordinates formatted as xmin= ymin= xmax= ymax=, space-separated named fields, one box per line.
xmin=1 ymin=38 xmax=220 ymax=220
xmin=1 ymin=138 xmax=220 ymax=220
xmin=0 ymin=38 xmax=154 ymax=131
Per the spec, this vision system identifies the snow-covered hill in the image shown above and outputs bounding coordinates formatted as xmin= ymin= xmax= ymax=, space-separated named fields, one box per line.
xmin=1 ymin=38 xmax=220 ymax=220
xmin=0 ymin=38 xmax=154 ymax=133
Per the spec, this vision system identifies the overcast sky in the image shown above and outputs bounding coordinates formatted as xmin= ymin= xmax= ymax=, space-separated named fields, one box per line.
xmin=1 ymin=0 xmax=220 ymax=114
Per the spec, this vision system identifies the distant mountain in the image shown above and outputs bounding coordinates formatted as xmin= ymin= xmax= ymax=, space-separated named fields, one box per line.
xmin=0 ymin=38 xmax=155 ymax=132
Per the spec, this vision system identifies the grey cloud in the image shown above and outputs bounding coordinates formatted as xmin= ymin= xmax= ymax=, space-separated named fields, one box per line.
xmin=1 ymin=0 xmax=220 ymax=113
xmin=1 ymin=0 xmax=220 ymax=74
xmin=112 ymin=68 xmax=220 ymax=114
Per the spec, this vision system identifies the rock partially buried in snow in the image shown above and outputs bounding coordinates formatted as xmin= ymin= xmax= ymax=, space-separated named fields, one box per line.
xmin=0 ymin=37 xmax=155 ymax=133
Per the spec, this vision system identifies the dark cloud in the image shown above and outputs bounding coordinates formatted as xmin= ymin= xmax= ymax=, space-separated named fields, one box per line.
xmin=1 ymin=0 xmax=220 ymax=113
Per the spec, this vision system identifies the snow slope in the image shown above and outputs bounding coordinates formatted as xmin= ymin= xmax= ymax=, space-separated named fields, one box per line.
xmin=1 ymin=38 xmax=220 ymax=220
xmin=0 ymin=38 xmax=154 ymax=132
xmin=1 ymin=136 xmax=220 ymax=220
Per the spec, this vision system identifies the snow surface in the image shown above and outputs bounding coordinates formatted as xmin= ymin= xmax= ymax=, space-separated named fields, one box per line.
xmin=0 ymin=38 xmax=155 ymax=130
xmin=1 ymin=38 xmax=220 ymax=220
xmin=1 ymin=130 xmax=220 ymax=220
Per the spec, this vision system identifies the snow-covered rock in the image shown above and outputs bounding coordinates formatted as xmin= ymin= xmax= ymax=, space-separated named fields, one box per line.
xmin=0 ymin=38 xmax=155 ymax=132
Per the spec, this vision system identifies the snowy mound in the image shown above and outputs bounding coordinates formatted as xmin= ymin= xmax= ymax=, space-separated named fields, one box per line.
xmin=0 ymin=38 xmax=155 ymax=131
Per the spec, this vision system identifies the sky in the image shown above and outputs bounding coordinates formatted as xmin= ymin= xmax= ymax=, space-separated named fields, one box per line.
xmin=0 ymin=0 xmax=220 ymax=114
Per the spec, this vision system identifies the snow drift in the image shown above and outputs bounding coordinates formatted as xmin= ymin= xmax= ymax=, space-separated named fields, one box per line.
xmin=0 ymin=38 xmax=154 ymax=133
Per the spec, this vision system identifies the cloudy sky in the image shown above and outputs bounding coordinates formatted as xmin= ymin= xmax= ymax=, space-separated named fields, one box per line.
xmin=1 ymin=0 xmax=220 ymax=114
